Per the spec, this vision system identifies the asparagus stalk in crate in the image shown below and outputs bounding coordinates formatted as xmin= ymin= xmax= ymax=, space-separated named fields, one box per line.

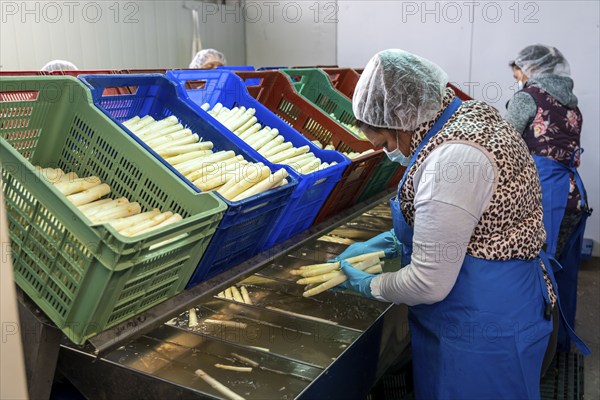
xmin=36 ymin=167 xmax=183 ymax=238
xmin=122 ymin=115 xmax=289 ymax=200
xmin=202 ymin=103 xmax=344 ymax=175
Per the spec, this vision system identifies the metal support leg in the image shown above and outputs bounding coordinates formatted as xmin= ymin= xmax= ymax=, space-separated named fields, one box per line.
xmin=17 ymin=290 xmax=62 ymax=400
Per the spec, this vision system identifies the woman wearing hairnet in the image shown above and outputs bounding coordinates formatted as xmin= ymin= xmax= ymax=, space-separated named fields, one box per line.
xmin=506 ymin=45 xmax=592 ymax=352
xmin=189 ymin=49 xmax=227 ymax=69
xmin=332 ymin=49 xmax=589 ymax=399
xmin=40 ymin=60 xmax=78 ymax=72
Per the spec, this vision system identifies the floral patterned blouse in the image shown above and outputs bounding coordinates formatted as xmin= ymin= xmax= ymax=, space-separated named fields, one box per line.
xmin=521 ymin=86 xmax=583 ymax=209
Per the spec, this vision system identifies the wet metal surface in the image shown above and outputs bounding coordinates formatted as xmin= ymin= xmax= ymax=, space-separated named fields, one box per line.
xmin=60 ymin=198 xmax=403 ymax=399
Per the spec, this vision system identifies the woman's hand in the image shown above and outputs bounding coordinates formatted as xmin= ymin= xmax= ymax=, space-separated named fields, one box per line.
xmin=331 ymin=229 xmax=400 ymax=261
xmin=335 ymin=260 xmax=376 ymax=298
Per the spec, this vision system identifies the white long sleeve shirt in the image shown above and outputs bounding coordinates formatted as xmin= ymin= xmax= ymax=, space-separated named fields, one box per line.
xmin=370 ymin=142 xmax=498 ymax=305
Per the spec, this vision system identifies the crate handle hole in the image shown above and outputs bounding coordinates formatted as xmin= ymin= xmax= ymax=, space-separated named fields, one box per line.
xmin=101 ymin=86 xmax=137 ymax=96
xmin=184 ymin=80 xmax=207 ymax=90
xmin=0 ymin=91 xmax=39 ymax=102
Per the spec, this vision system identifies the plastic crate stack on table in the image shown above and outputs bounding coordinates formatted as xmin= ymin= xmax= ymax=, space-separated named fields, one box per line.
xmin=0 ymin=76 xmax=227 ymax=344
xmin=49 ymin=70 xmax=126 ymax=95
xmin=233 ymin=69 xmax=392 ymax=223
xmin=165 ymin=69 xmax=349 ymax=248
xmin=78 ymin=73 xmax=298 ymax=287
xmin=280 ymin=68 xmax=405 ymax=201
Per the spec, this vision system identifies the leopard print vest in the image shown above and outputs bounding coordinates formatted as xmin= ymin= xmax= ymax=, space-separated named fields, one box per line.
xmin=400 ymin=89 xmax=546 ymax=261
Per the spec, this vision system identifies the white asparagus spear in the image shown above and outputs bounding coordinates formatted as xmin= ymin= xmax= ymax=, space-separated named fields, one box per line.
xmin=77 ymin=198 xmax=113 ymax=213
xmin=177 ymin=150 xmax=236 ymax=174
xmin=120 ymin=212 xmax=173 ymax=236
xmin=265 ymin=306 xmax=339 ymax=325
xmin=38 ymin=167 xmax=65 ymax=183
xmin=230 ymin=286 xmax=244 ymax=303
xmin=53 ymin=171 xmax=79 ymax=183
xmin=144 ymin=129 xmax=192 ymax=148
xmin=299 ymin=251 xmax=386 ymax=270
xmin=240 ymin=286 xmax=252 ymax=305
xmin=188 ymin=308 xmax=199 ymax=328
xmin=54 ymin=176 xmax=102 ymax=195
xmin=82 ymin=198 xmax=130 ymax=217
xmin=123 ymin=116 xmax=141 ymax=127
xmin=257 ymin=135 xmax=285 ymax=155
xmin=225 ymin=109 xmax=256 ymax=131
xmin=129 ymin=212 xmax=182 ymax=236
xmin=231 ymin=353 xmax=259 ymax=367
xmin=127 ymin=115 xmax=155 ymax=131
xmin=238 ymin=123 xmax=262 ymax=140
xmin=90 ymin=202 xmax=142 ymax=223
xmin=231 ymin=168 xmax=288 ymax=202
xmin=250 ymin=130 xmax=279 ymax=151
xmin=107 ymin=209 xmax=161 ymax=231
xmin=268 ymin=145 xmax=310 ymax=164
xmin=214 ymin=364 xmax=252 ymax=373
xmin=136 ymin=116 xmax=178 ymax=137
xmin=220 ymin=166 xmax=271 ymax=200
xmin=164 ymin=151 xmax=214 ymax=166
xmin=157 ymin=141 xmax=214 ymax=156
xmin=153 ymin=133 xmax=199 ymax=151
xmin=186 ymin=155 xmax=245 ymax=182
xmin=148 ymin=213 xmax=183 ymax=230
xmin=290 ymin=263 xmax=338 ymax=277
xmin=139 ymin=123 xmax=185 ymax=141
xmin=234 ymin=116 xmax=258 ymax=135
xmin=261 ymin=141 xmax=293 ymax=158
xmin=194 ymin=369 xmax=246 ymax=400
xmin=66 ymin=184 xmax=111 ymax=206
xmin=203 ymin=319 xmax=247 ymax=329
xmin=302 ymin=256 xmax=381 ymax=297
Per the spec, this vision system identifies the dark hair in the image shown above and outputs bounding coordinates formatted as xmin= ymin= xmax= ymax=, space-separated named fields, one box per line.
xmin=509 ymin=61 xmax=518 ymax=68
xmin=355 ymin=119 xmax=380 ymax=133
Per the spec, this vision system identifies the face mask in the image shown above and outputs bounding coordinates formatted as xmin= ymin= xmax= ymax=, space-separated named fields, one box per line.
xmin=384 ymin=147 xmax=411 ymax=166
xmin=517 ymin=80 xmax=524 ymax=90
xmin=383 ymin=132 xmax=410 ymax=166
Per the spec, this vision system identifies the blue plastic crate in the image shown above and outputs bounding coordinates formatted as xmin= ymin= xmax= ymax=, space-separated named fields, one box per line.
xmin=165 ymin=69 xmax=350 ymax=248
xmin=216 ymin=66 xmax=260 ymax=86
xmin=78 ymin=74 xmax=298 ymax=287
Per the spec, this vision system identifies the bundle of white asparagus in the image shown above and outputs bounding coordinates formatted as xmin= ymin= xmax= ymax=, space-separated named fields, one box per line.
xmin=215 ymin=285 xmax=253 ymax=305
xmin=310 ymin=139 xmax=375 ymax=160
xmin=201 ymin=103 xmax=338 ymax=175
xmin=291 ymin=251 xmax=384 ymax=297
xmin=122 ymin=115 xmax=289 ymax=201
xmin=37 ymin=166 xmax=181 ymax=237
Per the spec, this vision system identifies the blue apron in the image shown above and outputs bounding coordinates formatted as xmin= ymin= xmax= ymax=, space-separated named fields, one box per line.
xmin=389 ymin=98 xmax=588 ymax=399
xmin=533 ymin=153 xmax=592 ymax=351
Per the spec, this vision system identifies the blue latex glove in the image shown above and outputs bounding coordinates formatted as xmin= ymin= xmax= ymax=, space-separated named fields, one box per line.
xmin=332 ymin=229 xmax=399 ymax=261
xmin=336 ymin=260 xmax=376 ymax=298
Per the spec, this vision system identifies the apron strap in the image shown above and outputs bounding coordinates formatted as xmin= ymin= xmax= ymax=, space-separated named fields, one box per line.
xmin=539 ymin=251 xmax=591 ymax=355
xmin=397 ymin=97 xmax=463 ymax=196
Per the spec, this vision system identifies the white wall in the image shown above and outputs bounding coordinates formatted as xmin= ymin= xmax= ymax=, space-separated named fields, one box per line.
xmin=0 ymin=1 xmax=245 ymax=70
xmin=244 ymin=0 xmax=337 ymax=67
xmin=337 ymin=0 xmax=600 ymax=255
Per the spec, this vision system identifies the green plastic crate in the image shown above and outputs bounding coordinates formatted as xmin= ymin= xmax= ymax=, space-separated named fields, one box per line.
xmin=0 ymin=76 xmax=227 ymax=344
xmin=281 ymin=68 xmax=400 ymax=200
